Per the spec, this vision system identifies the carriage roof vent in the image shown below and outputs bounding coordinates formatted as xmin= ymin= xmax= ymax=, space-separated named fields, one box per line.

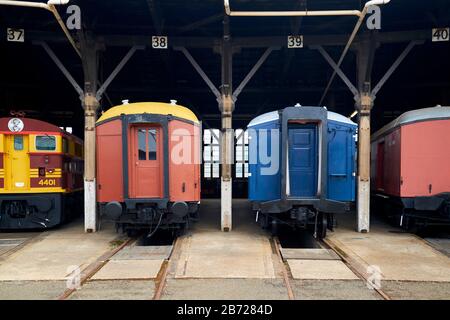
xmin=170 ymin=100 xmax=178 ymax=105
xmin=122 ymin=99 xmax=129 ymax=105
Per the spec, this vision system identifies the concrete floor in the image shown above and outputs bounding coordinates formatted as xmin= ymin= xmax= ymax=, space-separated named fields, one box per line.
xmin=328 ymin=214 xmax=450 ymax=282
xmin=0 ymin=200 xmax=449 ymax=300
xmin=0 ymin=219 xmax=118 ymax=281
xmin=424 ymin=237 xmax=450 ymax=257
xmin=162 ymin=279 xmax=288 ymax=300
xmin=0 ymin=232 xmax=41 ymax=260
xmin=173 ymin=200 xmax=277 ymax=279
xmin=327 ymin=213 xmax=450 ymax=299
xmin=292 ymin=280 xmax=382 ymax=300
xmin=161 ymin=200 xmax=383 ymax=300
xmin=0 ymin=281 xmax=67 ymax=300
xmin=382 ymin=281 xmax=450 ymax=300
xmin=0 ymin=219 xmax=121 ymax=299
xmin=69 ymin=280 xmax=155 ymax=300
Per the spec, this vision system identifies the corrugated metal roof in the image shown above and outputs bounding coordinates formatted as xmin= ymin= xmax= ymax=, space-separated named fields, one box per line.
xmin=372 ymin=105 xmax=450 ymax=140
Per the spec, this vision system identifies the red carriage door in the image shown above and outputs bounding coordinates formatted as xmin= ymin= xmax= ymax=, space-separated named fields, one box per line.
xmin=129 ymin=126 xmax=163 ymax=199
xmin=376 ymin=141 xmax=385 ymax=190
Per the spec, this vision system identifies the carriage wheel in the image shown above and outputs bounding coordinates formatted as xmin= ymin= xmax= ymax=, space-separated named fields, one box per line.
xmin=258 ymin=211 xmax=270 ymax=229
xmin=270 ymin=218 xmax=278 ymax=236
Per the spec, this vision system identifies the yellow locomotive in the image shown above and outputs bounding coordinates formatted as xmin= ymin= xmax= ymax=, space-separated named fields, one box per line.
xmin=0 ymin=117 xmax=83 ymax=229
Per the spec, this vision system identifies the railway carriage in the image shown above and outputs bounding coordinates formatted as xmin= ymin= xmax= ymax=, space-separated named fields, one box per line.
xmin=371 ymin=105 xmax=450 ymax=229
xmin=96 ymin=101 xmax=201 ymax=235
xmin=248 ymin=105 xmax=357 ymax=239
xmin=0 ymin=117 xmax=84 ymax=229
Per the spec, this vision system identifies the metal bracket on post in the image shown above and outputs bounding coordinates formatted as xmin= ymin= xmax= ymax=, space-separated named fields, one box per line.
xmin=312 ymin=45 xmax=359 ymax=99
xmin=232 ymin=46 xmax=279 ymax=100
xmin=35 ymin=41 xmax=84 ymax=100
xmin=174 ymin=46 xmax=221 ymax=99
xmin=371 ymin=40 xmax=423 ymax=99
xmin=96 ymin=45 xmax=145 ymax=100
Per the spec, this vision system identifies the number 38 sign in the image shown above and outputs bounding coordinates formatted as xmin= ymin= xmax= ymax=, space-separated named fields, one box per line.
xmin=152 ymin=36 xmax=168 ymax=49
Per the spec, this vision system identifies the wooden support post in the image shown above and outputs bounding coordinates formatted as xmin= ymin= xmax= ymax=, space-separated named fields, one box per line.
xmin=357 ymin=94 xmax=372 ymax=233
xmin=356 ymin=37 xmax=376 ymax=233
xmin=80 ymin=33 xmax=100 ymax=233
xmin=220 ymin=15 xmax=234 ymax=232
xmin=220 ymin=95 xmax=234 ymax=231
xmin=83 ymin=93 xmax=99 ymax=232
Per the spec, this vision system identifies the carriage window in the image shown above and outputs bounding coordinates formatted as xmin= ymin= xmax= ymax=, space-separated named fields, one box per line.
xmin=148 ymin=129 xmax=157 ymax=160
xmin=36 ymin=136 xmax=56 ymax=151
xmin=14 ymin=136 xmax=23 ymax=151
xmin=137 ymin=128 xmax=158 ymax=161
xmin=138 ymin=129 xmax=147 ymax=160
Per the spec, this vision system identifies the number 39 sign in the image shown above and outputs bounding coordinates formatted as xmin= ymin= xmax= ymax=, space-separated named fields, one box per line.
xmin=287 ymin=35 xmax=304 ymax=49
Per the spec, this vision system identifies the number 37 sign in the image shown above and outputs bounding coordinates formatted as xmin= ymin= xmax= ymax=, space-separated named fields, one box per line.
xmin=7 ymin=28 xmax=24 ymax=42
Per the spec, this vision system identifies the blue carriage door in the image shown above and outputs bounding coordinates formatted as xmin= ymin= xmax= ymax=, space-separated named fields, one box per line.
xmin=327 ymin=124 xmax=356 ymax=201
xmin=288 ymin=124 xmax=318 ymax=198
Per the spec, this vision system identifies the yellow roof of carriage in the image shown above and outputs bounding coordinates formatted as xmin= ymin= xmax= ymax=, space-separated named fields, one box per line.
xmin=97 ymin=102 xmax=199 ymax=124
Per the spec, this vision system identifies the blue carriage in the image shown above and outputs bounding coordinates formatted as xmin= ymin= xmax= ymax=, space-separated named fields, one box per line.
xmin=247 ymin=105 xmax=357 ymax=238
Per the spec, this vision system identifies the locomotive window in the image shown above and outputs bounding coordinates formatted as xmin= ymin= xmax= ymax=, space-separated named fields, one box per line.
xmin=74 ymin=143 xmax=81 ymax=157
xmin=138 ymin=129 xmax=146 ymax=160
xmin=62 ymin=138 xmax=68 ymax=153
xmin=14 ymin=136 xmax=23 ymax=151
xmin=36 ymin=135 xmax=56 ymax=151
xmin=148 ymin=129 xmax=157 ymax=160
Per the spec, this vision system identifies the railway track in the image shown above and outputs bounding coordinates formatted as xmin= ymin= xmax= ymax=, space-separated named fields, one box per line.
xmin=0 ymin=232 xmax=45 ymax=261
xmin=57 ymin=232 xmax=180 ymax=300
xmin=57 ymin=236 xmax=134 ymax=300
xmin=152 ymin=236 xmax=182 ymax=300
xmin=273 ymin=235 xmax=392 ymax=301
xmin=320 ymin=238 xmax=392 ymax=300
xmin=272 ymin=237 xmax=296 ymax=300
xmin=56 ymin=229 xmax=393 ymax=300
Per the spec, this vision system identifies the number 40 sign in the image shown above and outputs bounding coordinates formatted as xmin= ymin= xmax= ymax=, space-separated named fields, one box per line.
xmin=432 ymin=28 xmax=449 ymax=42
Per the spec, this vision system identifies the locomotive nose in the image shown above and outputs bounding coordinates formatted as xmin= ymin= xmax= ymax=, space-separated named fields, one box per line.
xmin=171 ymin=201 xmax=189 ymax=218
